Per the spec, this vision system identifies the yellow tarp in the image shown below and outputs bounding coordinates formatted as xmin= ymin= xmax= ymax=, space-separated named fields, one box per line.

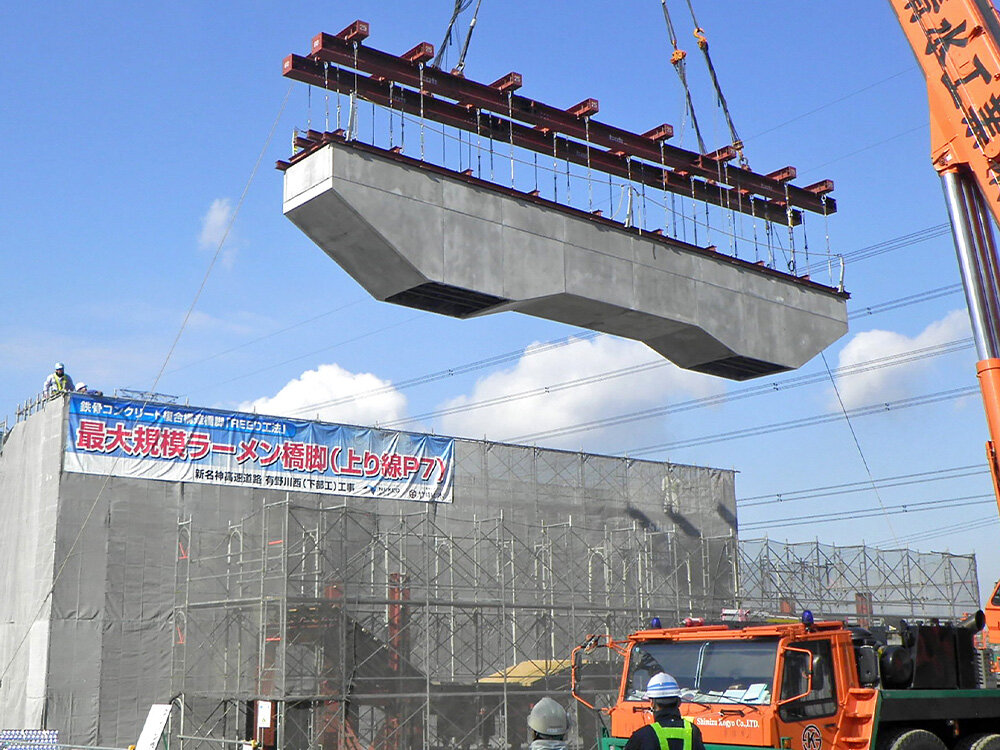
xmin=479 ymin=659 xmax=572 ymax=686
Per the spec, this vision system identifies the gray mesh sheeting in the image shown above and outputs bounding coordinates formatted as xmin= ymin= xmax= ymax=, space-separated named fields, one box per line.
xmin=737 ymin=537 xmax=980 ymax=620
xmin=0 ymin=400 xmax=737 ymax=748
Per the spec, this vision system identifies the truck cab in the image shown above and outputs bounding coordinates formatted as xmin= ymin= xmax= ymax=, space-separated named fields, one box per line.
xmin=608 ymin=621 xmax=859 ymax=750
xmin=577 ymin=616 xmax=1000 ymax=750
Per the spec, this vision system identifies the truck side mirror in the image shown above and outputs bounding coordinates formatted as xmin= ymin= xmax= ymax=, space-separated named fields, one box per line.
xmin=777 ymin=647 xmax=813 ymax=706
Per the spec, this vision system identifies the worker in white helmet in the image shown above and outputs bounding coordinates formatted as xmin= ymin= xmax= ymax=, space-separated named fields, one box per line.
xmin=43 ymin=362 xmax=75 ymax=398
xmin=527 ymin=696 xmax=570 ymax=750
xmin=623 ymin=672 xmax=705 ymax=750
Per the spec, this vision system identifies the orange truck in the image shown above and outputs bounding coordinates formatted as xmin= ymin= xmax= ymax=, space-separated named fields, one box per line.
xmin=571 ymin=616 xmax=1000 ymax=750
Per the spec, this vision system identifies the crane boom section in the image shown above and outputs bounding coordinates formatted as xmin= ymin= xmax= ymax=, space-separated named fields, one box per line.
xmin=889 ymin=0 xmax=1000 ymax=211
xmin=889 ymin=0 xmax=1000 ymax=634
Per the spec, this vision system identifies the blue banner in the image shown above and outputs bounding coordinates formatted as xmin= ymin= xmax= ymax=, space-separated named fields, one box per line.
xmin=65 ymin=394 xmax=454 ymax=503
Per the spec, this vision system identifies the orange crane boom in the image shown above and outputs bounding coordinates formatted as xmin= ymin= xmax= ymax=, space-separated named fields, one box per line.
xmin=888 ymin=0 xmax=1000 ymax=630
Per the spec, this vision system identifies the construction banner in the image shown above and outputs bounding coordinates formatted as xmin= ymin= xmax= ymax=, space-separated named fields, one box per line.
xmin=64 ymin=394 xmax=454 ymax=503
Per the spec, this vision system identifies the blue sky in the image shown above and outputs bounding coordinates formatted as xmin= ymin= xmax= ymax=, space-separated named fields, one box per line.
xmin=3 ymin=2 xmax=997 ymax=601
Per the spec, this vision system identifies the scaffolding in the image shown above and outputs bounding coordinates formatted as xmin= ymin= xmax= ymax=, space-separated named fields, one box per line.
xmin=172 ymin=498 xmax=736 ymax=750
xmin=736 ymin=537 xmax=980 ymax=621
xmin=171 ymin=498 xmax=982 ymax=750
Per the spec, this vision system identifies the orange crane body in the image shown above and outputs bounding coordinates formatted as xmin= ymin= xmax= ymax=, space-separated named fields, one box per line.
xmin=888 ymin=0 xmax=1000 ymax=633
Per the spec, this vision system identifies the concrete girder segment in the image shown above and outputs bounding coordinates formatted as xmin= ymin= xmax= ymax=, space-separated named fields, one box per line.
xmin=283 ymin=143 xmax=848 ymax=380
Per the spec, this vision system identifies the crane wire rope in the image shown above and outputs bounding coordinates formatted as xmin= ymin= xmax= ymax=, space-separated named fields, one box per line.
xmin=819 ymin=350 xmax=898 ymax=543
xmin=432 ymin=0 xmax=485 ymax=74
xmin=681 ymin=0 xmax=746 ymax=166
xmin=454 ymin=0 xmax=485 ymax=75
xmin=659 ymin=0 xmax=707 ymax=154
xmin=432 ymin=0 xmax=475 ymax=70
xmin=0 ymin=84 xmax=294 ymax=686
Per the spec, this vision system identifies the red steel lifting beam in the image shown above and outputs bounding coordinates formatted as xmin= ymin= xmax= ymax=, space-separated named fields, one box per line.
xmin=284 ymin=53 xmax=797 ymax=225
xmin=292 ymin=24 xmax=835 ymax=217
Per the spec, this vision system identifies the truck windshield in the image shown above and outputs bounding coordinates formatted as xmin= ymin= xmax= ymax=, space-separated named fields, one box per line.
xmin=625 ymin=638 xmax=778 ymax=705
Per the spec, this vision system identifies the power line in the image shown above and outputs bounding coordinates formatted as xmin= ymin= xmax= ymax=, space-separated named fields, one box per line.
xmin=848 ymin=283 xmax=962 ymax=319
xmin=281 ymin=330 xmax=602 ymax=417
xmin=804 ymin=223 xmax=951 ymax=275
xmin=740 ymin=492 xmax=995 ymax=531
xmin=165 ymin=298 xmax=365 ymax=375
xmin=627 ymin=385 xmax=978 ymax=456
xmin=801 ymin=124 xmax=927 ymax=176
xmin=163 ymin=220 xmax=953 ymax=411
xmin=745 ymin=67 xmax=915 ymax=142
xmin=381 ymin=292 xmax=967 ymax=428
xmin=878 ymin=514 xmax=998 ymax=546
xmin=383 ymin=356 xmax=664 ymax=428
xmin=739 ymin=463 xmax=987 ymax=506
xmin=506 ymin=337 xmax=972 ymax=444
xmin=195 ymin=313 xmax=427 ymax=393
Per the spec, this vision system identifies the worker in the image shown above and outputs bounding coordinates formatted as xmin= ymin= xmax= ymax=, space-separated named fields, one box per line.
xmin=43 ymin=362 xmax=75 ymax=398
xmin=624 ymin=672 xmax=705 ymax=750
xmin=76 ymin=383 xmax=103 ymax=397
xmin=526 ymin=696 xmax=570 ymax=750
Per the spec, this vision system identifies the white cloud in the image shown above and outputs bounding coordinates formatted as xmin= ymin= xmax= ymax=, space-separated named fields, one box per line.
xmin=199 ymin=198 xmax=238 ymax=267
xmin=832 ymin=309 xmax=970 ymax=410
xmin=437 ymin=335 xmax=722 ymax=449
xmin=239 ymin=363 xmax=407 ymax=426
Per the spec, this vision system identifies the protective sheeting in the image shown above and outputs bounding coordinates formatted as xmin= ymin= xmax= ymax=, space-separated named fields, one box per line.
xmin=0 ymin=399 xmax=61 ymax=729
xmin=0 ymin=396 xmax=738 ymax=746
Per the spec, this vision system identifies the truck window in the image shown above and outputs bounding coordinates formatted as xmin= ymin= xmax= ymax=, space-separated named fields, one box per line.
xmin=779 ymin=640 xmax=837 ymax=721
xmin=625 ymin=639 xmax=778 ymax=704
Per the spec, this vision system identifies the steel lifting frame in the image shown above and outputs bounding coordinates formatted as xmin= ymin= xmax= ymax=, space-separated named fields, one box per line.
xmin=281 ymin=21 xmax=836 ymax=227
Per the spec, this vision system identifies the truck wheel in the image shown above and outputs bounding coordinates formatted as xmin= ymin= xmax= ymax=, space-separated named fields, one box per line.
xmin=880 ymin=729 xmax=947 ymax=750
xmin=954 ymin=735 xmax=1000 ymax=750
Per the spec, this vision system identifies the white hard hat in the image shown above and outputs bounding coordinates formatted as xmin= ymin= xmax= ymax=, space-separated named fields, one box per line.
xmin=76 ymin=383 xmax=87 ymax=391
xmin=55 ymin=362 xmax=65 ymax=370
xmin=646 ymin=672 xmax=681 ymax=699
xmin=527 ymin=697 xmax=569 ymax=736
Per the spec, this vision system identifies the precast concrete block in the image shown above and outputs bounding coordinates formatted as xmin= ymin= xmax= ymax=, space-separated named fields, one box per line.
xmin=442 ymin=209 xmax=504 ymax=296
xmin=499 ymin=226 xmax=565 ymax=300
xmin=283 ymin=142 xmax=849 ymax=380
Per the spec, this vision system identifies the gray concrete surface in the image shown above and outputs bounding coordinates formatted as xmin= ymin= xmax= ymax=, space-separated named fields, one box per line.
xmin=284 ymin=143 xmax=848 ymax=380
